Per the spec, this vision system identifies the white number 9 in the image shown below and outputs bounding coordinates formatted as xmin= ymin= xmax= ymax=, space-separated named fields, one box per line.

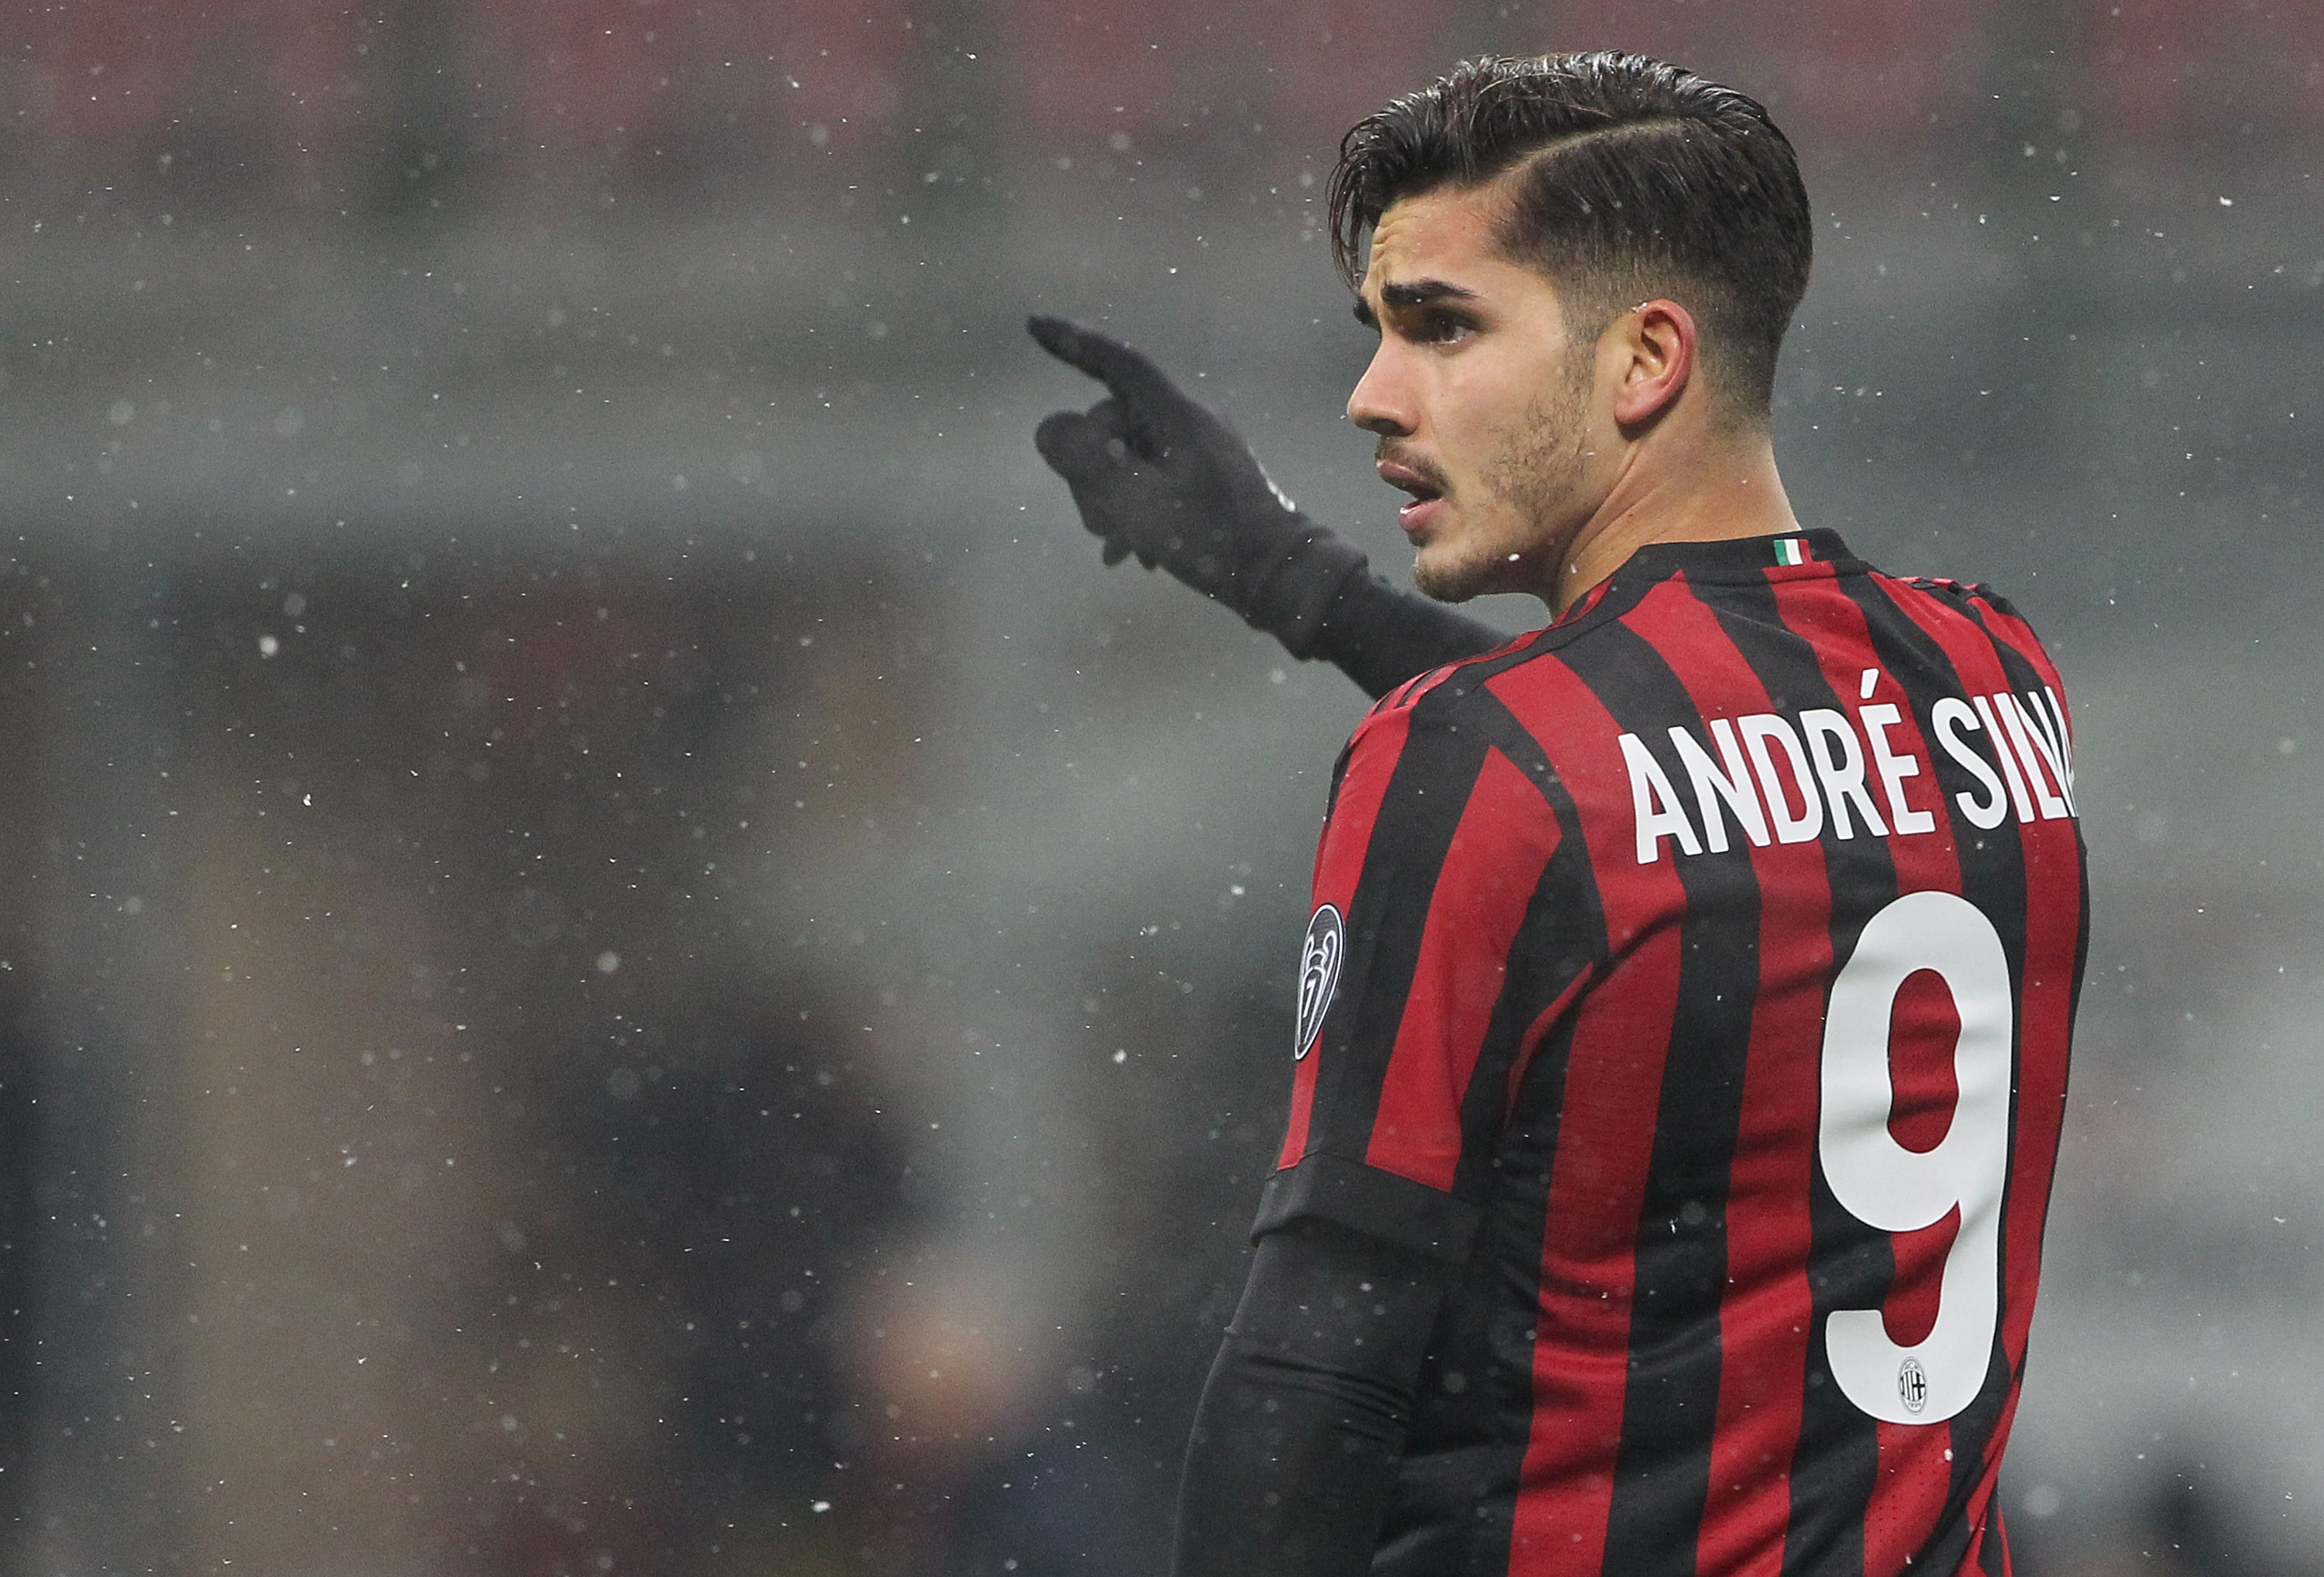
xmin=1818 ymin=889 xmax=2013 ymax=1424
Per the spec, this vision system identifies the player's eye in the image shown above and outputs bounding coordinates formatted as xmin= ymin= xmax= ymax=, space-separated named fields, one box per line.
xmin=1412 ymin=310 xmax=1475 ymax=345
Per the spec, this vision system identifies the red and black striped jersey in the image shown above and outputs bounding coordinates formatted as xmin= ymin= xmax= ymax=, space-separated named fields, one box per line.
xmin=1257 ymin=529 xmax=2085 ymax=1577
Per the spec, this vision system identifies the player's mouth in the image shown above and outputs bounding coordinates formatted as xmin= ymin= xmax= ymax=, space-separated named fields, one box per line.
xmin=1377 ymin=453 xmax=1450 ymax=537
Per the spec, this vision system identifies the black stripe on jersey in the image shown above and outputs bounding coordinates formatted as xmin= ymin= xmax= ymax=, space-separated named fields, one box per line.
xmin=1401 ymin=693 xmax=1611 ymax=1577
xmin=1422 ymin=1007 xmax=1590 ymax=1577
xmin=1556 ymin=617 xmax=1766 ymax=1577
xmin=1695 ymin=572 xmax=1902 ymax=1577
xmin=1978 ymin=1505 xmax=2010 ymax=1576
xmin=1835 ymin=573 xmax=2030 ymax=1561
xmin=1952 ymin=596 xmax=2075 ymax=780
xmin=1306 ymin=704 xmax=1497 ymax=1170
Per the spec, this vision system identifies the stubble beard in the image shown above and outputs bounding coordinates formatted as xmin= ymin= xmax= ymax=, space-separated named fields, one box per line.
xmin=1412 ymin=370 xmax=1593 ymax=605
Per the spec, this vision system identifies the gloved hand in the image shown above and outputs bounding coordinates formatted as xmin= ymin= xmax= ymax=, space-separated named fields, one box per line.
xmin=1029 ymin=314 xmax=1366 ymax=655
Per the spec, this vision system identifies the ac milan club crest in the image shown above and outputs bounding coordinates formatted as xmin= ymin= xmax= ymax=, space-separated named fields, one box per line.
xmin=1294 ymin=905 xmax=1342 ymax=1061
xmin=1897 ymin=1357 xmax=1930 ymax=1416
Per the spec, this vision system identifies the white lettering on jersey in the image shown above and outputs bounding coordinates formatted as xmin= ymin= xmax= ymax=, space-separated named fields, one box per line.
xmin=1860 ymin=703 xmax=1937 ymax=836
xmin=1800 ymin=709 xmax=1890 ymax=841
xmin=1969 ymin=694 xmax=2036 ymax=823
xmin=1740 ymin=714 xmax=1822 ymax=844
xmin=2029 ymin=687 xmax=2076 ymax=805
xmin=1931 ymin=698 xmax=2009 ymax=830
xmin=1621 ymin=730 xmax=1702 ymax=864
xmin=1620 ymin=687 xmax=2074 ymax=864
xmin=1670 ymin=720 xmax=1770 ymax=854
xmin=2001 ymin=692 xmax=2075 ymax=818
xmin=1820 ymin=889 xmax=2013 ymax=1424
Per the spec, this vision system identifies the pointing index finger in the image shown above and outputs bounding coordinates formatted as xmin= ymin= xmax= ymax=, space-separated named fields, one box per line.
xmin=1026 ymin=314 xmax=1184 ymax=421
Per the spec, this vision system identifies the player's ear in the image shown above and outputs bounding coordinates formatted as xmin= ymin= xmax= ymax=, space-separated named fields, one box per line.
xmin=1607 ymin=299 xmax=1696 ymax=429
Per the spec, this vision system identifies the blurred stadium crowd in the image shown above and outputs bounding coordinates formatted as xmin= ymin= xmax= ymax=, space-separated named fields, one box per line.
xmin=7 ymin=1 xmax=2323 ymax=198
xmin=0 ymin=2 xmax=2320 ymax=1575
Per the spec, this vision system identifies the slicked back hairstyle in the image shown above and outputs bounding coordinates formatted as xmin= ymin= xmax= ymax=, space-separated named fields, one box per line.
xmin=1329 ymin=53 xmax=1813 ymax=425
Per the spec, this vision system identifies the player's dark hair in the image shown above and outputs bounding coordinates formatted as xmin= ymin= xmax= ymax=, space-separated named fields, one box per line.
xmin=1329 ymin=53 xmax=1812 ymax=424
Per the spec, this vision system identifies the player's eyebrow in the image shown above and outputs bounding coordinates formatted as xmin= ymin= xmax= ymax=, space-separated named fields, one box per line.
xmin=1352 ymin=277 xmax=1480 ymax=328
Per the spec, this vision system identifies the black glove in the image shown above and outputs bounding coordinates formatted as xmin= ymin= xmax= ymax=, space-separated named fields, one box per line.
xmin=1028 ymin=314 xmax=1367 ymax=658
xmin=1029 ymin=314 xmax=1511 ymax=696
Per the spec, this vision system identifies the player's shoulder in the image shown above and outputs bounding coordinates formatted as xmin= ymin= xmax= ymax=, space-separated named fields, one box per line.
xmin=1357 ymin=627 xmax=1542 ymax=726
xmin=1335 ymin=627 xmax=1559 ymax=775
xmin=1882 ymin=568 xmax=2026 ymax=622
xmin=1871 ymin=566 xmax=2063 ymax=670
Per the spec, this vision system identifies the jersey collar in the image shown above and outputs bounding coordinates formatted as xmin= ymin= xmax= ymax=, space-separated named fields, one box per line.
xmin=1614 ymin=527 xmax=1862 ymax=585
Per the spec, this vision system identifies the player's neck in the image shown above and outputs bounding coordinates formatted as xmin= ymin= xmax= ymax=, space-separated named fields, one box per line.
xmin=1544 ymin=431 xmax=1800 ymax=616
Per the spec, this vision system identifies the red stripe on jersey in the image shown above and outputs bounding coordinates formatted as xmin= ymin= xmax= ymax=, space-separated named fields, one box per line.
xmin=1618 ymin=578 xmax=1831 ymax=1575
xmin=1487 ymin=655 xmax=1690 ymax=1577
xmin=1998 ymin=807 xmax=2078 ymax=1356
xmin=1363 ymin=745 xmax=1560 ymax=1190
xmin=1863 ymin=1420 xmax=1943 ymax=1572
xmin=1280 ymin=703 xmax=1418 ymax=1170
xmin=1699 ymin=888 xmax=1830 ymax=1577
xmin=1508 ymin=924 xmax=1684 ymax=1577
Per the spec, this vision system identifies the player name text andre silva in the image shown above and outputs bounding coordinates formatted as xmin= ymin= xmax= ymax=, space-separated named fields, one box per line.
xmin=1619 ymin=677 xmax=2076 ymax=867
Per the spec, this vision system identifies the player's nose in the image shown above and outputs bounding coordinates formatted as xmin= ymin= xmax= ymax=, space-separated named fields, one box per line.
xmin=1346 ymin=345 xmax=1416 ymax=438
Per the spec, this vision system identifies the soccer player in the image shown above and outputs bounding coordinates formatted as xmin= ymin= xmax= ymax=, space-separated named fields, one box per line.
xmin=1030 ymin=53 xmax=2084 ymax=1577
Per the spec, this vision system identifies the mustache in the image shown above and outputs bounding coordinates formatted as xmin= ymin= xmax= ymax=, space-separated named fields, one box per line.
xmin=1373 ymin=441 xmax=1451 ymax=496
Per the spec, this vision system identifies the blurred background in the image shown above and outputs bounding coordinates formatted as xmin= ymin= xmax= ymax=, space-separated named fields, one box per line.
xmin=0 ymin=1 xmax=2315 ymax=1572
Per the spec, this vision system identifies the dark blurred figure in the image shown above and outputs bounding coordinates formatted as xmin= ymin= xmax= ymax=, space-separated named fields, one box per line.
xmin=2011 ymin=1455 xmax=2324 ymax=1577
xmin=474 ymin=983 xmax=923 ymax=1575
xmin=0 ymin=984 xmax=36 ymax=1562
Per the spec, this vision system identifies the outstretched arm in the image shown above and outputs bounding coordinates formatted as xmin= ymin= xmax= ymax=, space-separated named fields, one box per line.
xmin=1028 ymin=316 xmax=1505 ymax=699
